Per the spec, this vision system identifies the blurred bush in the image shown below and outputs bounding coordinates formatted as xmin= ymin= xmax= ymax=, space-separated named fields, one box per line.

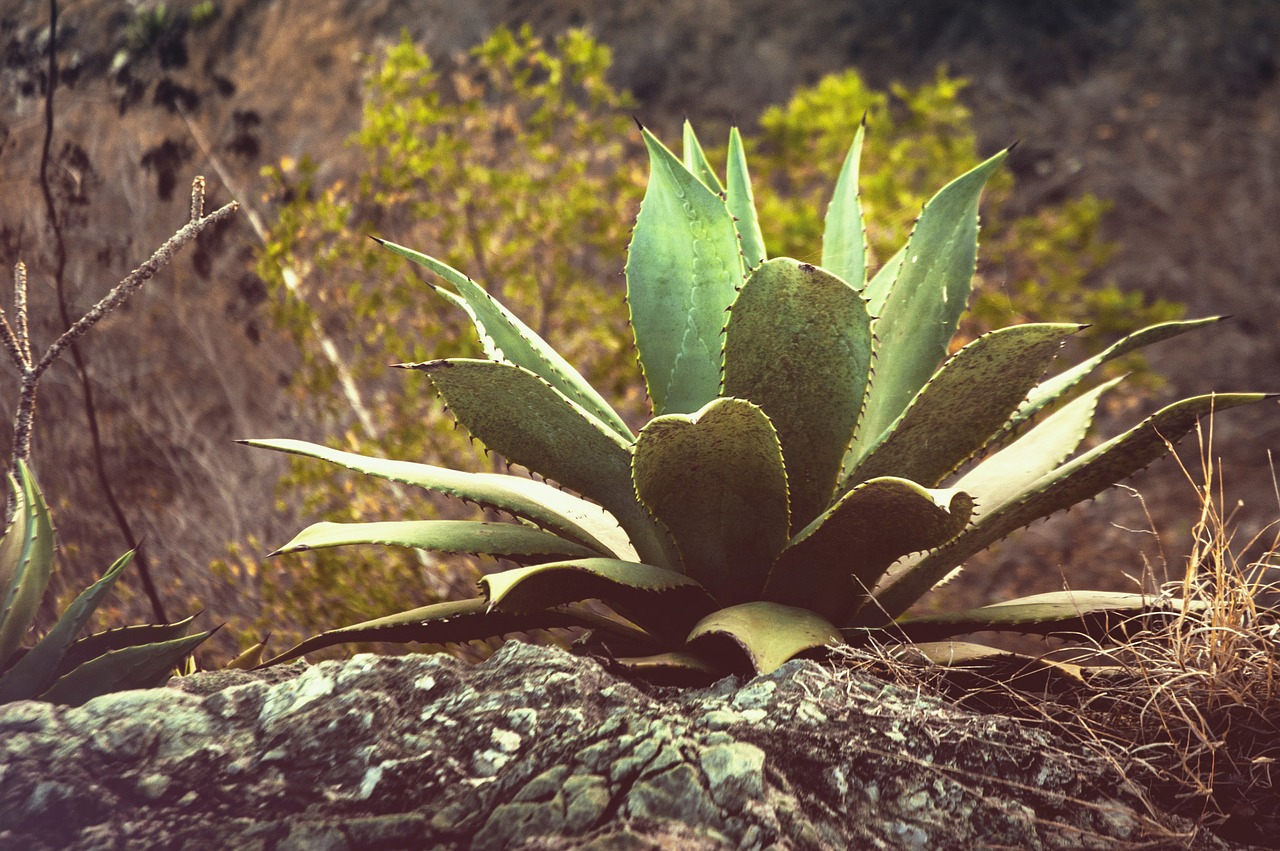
xmin=233 ymin=26 xmax=1183 ymax=653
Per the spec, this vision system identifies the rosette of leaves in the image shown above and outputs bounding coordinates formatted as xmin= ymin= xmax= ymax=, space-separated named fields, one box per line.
xmin=247 ymin=121 xmax=1268 ymax=678
xmin=0 ymin=461 xmax=214 ymax=705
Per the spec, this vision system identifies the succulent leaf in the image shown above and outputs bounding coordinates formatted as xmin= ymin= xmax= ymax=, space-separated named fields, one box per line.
xmin=376 ymin=238 xmax=633 ymax=441
xmin=256 ymin=597 xmax=591 ymax=667
xmin=482 ymin=557 xmax=716 ymax=640
xmin=764 ymin=477 xmax=974 ymax=622
xmin=270 ymin=520 xmax=600 ymax=562
xmin=612 ymin=650 xmax=721 ymax=682
xmin=55 ymin=615 xmax=200 ymax=679
xmin=953 ymin=378 xmax=1121 ymax=516
xmin=627 ymin=127 xmax=744 ymax=416
xmin=843 ymin=323 xmax=1082 ymax=490
xmin=0 ymin=550 xmax=133 ymax=703
xmin=38 ymin=628 xmax=217 ymax=707
xmin=241 ymin=438 xmax=633 ymax=559
xmin=874 ymin=392 xmax=1271 ymax=619
xmin=632 ymin=397 xmax=790 ymax=604
xmin=852 ymin=150 xmax=1008 ymax=462
xmin=863 ymin=245 xmax=904 ymax=317
xmin=404 ymin=359 xmax=677 ymax=568
xmin=1007 ymin=317 xmax=1223 ymax=433
xmin=895 ymin=590 xmax=1205 ymax=643
xmin=687 ymin=601 xmax=841 ymax=675
xmin=723 ymin=258 xmax=873 ymax=527
xmin=682 ymin=119 xmax=724 ymax=193
xmin=0 ymin=461 xmax=55 ymax=669
xmin=822 ymin=121 xmax=867 ymax=290
xmin=725 ymin=126 xmax=766 ymax=271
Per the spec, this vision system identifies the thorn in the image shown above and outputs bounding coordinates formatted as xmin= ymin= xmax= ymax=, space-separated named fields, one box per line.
xmin=1007 ymin=140 xmax=1021 ymax=153
xmin=633 ymin=115 xmax=644 ymax=132
xmin=860 ymin=110 xmax=868 ymax=128
xmin=369 ymin=235 xmax=386 ymax=245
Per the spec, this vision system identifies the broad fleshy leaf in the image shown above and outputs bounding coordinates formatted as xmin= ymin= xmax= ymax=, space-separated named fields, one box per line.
xmin=682 ymin=119 xmax=723 ymax=193
xmin=764 ymin=477 xmax=974 ymax=622
xmin=687 ymin=601 xmax=842 ymax=675
xmin=612 ymin=650 xmax=721 ymax=683
xmin=863 ymin=245 xmax=904 ymax=317
xmin=402 ymin=359 xmax=677 ymax=568
xmin=375 ymin=238 xmax=633 ymax=441
xmin=482 ymin=557 xmax=716 ymax=640
xmin=1008 ymin=317 xmax=1223 ymax=432
xmin=0 ymin=551 xmax=133 ymax=703
xmin=953 ymin=378 xmax=1122 ymax=517
xmin=822 ymin=121 xmax=867 ymax=289
xmin=895 ymin=590 xmax=1205 ymax=643
xmin=256 ymin=597 xmax=591 ymax=667
xmin=242 ymin=438 xmax=633 ymax=559
xmin=633 ymin=398 xmax=790 ymax=604
xmin=723 ymin=258 xmax=873 ymax=527
xmin=726 ymin=126 xmax=766 ymax=271
xmin=270 ymin=520 xmax=600 ymax=562
xmin=627 ymin=127 xmax=744 ymax=416
xmin=843 ymin=323 xmax=1082 ymax=490
xmin=55 ymin=616 xmax=200 ymax=678
xmin=0 ymin=461 xmax=55 ymax=669
xmin=39 ymin=629 xmax=216 ymax=707
xmin=873 ymin=392 xmax=1271 ymax=619
xmin=852 ymin=149 xmax=1008 ymax=461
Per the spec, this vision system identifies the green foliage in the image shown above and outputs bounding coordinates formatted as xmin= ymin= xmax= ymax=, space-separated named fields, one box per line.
xmin=0 ymin=462 xmax=212 ymax=706
xmin=250 ymin=121 xmax=1266 ymax=679
xmin=252 ymin=28 xmax=1187 ymax=654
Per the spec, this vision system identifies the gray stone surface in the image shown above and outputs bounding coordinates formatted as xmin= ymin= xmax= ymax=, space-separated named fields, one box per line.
xmin=0 ymin=643 xmax=1237 ymax=849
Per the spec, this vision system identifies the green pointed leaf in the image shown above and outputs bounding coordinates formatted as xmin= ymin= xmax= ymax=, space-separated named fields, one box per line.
xmin=376 ymin=238 xmax=633 ymax=442
xmin=822 ymin=122 xmax=867 ymax=289
xmin=482 ymin=557 xmax=716 ymax=641
xmin=270 ymin=520 xmax=599 ymax=562
xmin=0 ymin=461 xmax=55 ymax=669
xmin=0 ymin=551 xmax=134 ymax=703
xmin=56 ymin=615 xmax=199 ymax=678
xmin=896 ymin=590 xmax=1205 ymax=643
xmin=38 ymin=628 xmax=216 ymax=707
xmin=863 ymin=245 xmax=904 ymax=317
xmin=853 ymin=150 xmax=1008 ymax=461
xmin=955 ymin=378 xmax=1122 ymax=516
xmin=257 ymin=597 xmax=590 ymax=667
xmin=633 ymin=398 xmax=790 ymax=604
xmin=0 ymin=472 xmax=28 ymax=616
xmin=404 ymin=359 xmax=677 ymax=569
xmin=764 ymin=478 xmax=973 ymax=623
xmin=1009 ymin=317 xmax=1223 ymax=431
xmin=242 ymin=438 xmax=633 ymax=559
xmin=682 ymin=119 xmax=723 ymax=193
xmin=723 ymin=258 xmax=873 ymax=527
xmin=687 ymin=601 xmax=841 ymax=675
xmin=844 ymin=324 xmax=1082 ymax=490
xmin=726 ymin=126 xmax=765 ymax=271
xmin=627 ymin=127 xmax=744 ymax=416
xmin=612 ymin=650 xmax=722 ymax=683
xmin=874 ymin=392 xmax=1271 ymax=619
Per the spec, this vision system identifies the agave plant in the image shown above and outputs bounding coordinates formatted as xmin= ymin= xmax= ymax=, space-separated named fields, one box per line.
xmin=0 ymin=461 xmax=214 ymax=705
xmin=248 ymin=121 xmax=1268 ymax=678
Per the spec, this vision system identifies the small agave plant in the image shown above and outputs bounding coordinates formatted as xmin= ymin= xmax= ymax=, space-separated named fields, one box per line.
xmin=248 ymin=121 xmax=1268 ymax=679
xmin=0 ymin=461 xmax=215 ymax=705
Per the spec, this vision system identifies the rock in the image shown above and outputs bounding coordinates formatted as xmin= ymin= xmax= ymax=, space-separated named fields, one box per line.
xmin=0 ymin=643 xmax=1242 ymax=849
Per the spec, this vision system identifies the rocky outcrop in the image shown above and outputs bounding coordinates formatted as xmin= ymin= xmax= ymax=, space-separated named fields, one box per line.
xmin=0 ymin=642 xmax=1241 ymax=850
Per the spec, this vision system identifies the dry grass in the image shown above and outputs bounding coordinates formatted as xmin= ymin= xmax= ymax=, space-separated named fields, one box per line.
xmin=833 ymin=420 xmax=1280 ymax=847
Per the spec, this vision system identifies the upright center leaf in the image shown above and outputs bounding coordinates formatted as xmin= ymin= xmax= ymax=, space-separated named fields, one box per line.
xmin=632 ymin=398 xmax=790 ymax=606
xmin=626 ymin=128 xmax=743 ymax=416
